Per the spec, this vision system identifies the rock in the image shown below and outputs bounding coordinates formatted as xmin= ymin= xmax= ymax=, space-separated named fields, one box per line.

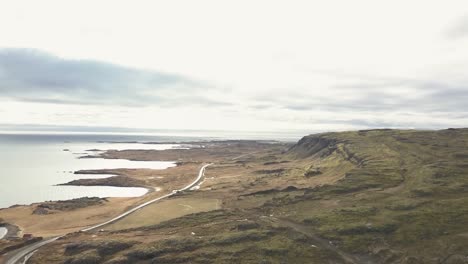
xmin=32 ymin=206 xmax=49 ymax=215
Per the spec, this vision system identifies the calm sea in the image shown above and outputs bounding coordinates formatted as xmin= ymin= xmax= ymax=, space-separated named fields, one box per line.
xmin=0 ymin=133 xmax=206 ymax=209
xmin=0 ymin=131 xmax=302 ymax=209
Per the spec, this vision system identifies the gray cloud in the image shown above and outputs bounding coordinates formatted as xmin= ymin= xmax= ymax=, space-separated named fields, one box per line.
xmin=252 ymin=77 xmax=468 ymax=114
xmin=241 ymin=71 xmax=468 ymax=130
xmin=1 ymin=49 xmax=467 ymax=131
xmin=0 ymin=48 xmax=223 ymax=106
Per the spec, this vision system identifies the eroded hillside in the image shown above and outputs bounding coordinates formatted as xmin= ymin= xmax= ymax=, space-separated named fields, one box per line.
xmin=27 ymin=130 xmax=468 ymax=264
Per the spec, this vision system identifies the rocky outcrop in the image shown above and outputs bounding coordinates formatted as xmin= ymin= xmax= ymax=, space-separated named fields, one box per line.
xmin=288 ymin=134 xmax=338 ymax=158
xmin=59 ymin=176 xmax=146 ymax=188
xmin=32 ymin=197 xmax=108 ymax=214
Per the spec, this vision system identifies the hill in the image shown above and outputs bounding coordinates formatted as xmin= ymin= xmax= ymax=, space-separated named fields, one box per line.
xmin=26 ymin=129 xmax=468 ymax=263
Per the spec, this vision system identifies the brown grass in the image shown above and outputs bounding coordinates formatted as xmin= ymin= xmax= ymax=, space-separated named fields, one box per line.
xmin=0 ymin=197 xmax=141 ymax=237
xmin=106 ymin=198 xmax=221 ymax=230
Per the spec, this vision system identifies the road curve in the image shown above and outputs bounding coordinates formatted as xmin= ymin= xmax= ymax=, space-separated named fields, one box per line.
xmin=5 ymin=237 xmax=61 ymax=264
xmin=4 ymin=163 xmax=212 ymax=264
xmin=81 ymin=163 xmax=212 ymax=231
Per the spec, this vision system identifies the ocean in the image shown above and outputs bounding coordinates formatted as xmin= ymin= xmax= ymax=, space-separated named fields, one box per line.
xmin=0 ymin=133 xmax=202 ymax=209
xmin=0 ymin=131 xmax=302 ymax=209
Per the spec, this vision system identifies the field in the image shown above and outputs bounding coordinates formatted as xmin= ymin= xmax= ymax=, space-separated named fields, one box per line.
xmin=106 ymin=198 xmax=221 ymax=230
xmin=3 ymin=131 xmax=468 ymax=263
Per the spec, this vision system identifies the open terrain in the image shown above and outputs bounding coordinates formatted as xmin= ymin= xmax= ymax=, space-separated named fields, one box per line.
xmin=0 ymin=162 xmax=207 ymax=238
xmin=2 ymin=131 xmax=468 ymax=263
xmin=0 ymin=140 xmax=288 ymax=263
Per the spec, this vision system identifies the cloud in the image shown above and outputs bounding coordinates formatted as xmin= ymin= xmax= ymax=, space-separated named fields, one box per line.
xmin=445 ymin=15 xmax=468 ymax=39
xmin=1 ymin=47 xmax=467 ymax=131
xmin=249 ymin=74 xmax=468 ymax=115
xmin=0 ymin=48 xmax=222 ymax=107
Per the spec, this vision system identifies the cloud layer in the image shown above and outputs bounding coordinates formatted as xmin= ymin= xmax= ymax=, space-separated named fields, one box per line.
xmin=1 ymin=1 xmax=468 ymax=132
xmin=1 ymin=47 xmax=467 ymax=132
xmin=0 ymin=49 xmax=213 ymax=106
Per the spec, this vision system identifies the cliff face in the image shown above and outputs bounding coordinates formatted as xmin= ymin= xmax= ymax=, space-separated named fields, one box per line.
xmin=288 ymin=132 xmax=364 ymax=166
xmin=286 ymin=129 xmax=468 ymax=263
xmin=288 ymin=134 xmax=338 ymax=158
xmin=22 ymin=129 xmax=468 ymax=264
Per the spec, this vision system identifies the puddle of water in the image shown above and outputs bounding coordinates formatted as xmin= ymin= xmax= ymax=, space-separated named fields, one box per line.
xmin=0 ymin=227 xmax=7 ymax=239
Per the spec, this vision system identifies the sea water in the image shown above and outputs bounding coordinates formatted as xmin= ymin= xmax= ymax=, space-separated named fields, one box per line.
xmin=0 ymin=131 xmax=303 ymax=209
xmin=0 ymin=133 xmax=201 ymax=209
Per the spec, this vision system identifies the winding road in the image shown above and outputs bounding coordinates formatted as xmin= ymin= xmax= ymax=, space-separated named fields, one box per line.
xmin=3 ymin=163 xmax=212 ymax=264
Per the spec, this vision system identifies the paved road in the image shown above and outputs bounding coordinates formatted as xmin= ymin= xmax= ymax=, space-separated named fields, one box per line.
xmin=5 ymin=237 xmax=61 ymax=264
xmin=4 ymin=163 xmax=212 ymax=264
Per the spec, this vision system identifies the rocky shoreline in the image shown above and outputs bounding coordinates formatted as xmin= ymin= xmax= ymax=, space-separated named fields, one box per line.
xmin=0 ymin=219 xmax=20 ymax=240
xmin=0 ymin=140 xmax=291 ymax=261
xmin=59 ymin=175 xmax=147 ymax=188
xmin=31 ymin=197 xmax=109 ymax=215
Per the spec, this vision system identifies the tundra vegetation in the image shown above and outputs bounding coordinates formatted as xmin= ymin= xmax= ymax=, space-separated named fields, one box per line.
xmin=12 ymin=130 xmax=468 ymax=263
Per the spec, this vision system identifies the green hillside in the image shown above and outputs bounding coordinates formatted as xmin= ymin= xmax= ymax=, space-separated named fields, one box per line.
xmin=28 ymin=129 xmax=468 ymax=264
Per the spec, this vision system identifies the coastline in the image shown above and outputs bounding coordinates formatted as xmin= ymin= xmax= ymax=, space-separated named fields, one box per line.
xmin=0 ymin=140 xmax=284 ymax=235
xmin=0 ymin=144 xmax=181 ymax=239
xmin=3 ymin=130 xmax=468 ymax=263
xmin=0 ymin=141 xmax=212 ymax=237
xmin=1 ymin=139 xmax=294 ymax=263
xmin=0 ymin=135 xmax=181 ymax=210
xmin=0 ymin=223 xmax=20 ymax=240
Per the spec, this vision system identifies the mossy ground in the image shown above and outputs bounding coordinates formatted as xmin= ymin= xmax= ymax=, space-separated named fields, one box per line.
xmin=28 ymin=130 xmax=468 ymax=263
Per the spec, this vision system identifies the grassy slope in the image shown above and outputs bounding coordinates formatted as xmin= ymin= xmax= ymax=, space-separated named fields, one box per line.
xmin=280 ymin=129 xmax=468 ymax=263
xmin=28 ymin=129 xmax=468 ymax=264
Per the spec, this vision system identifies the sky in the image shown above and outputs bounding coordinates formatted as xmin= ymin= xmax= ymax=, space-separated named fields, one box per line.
xmin=1 ymin=0 xmax=468 ymax=133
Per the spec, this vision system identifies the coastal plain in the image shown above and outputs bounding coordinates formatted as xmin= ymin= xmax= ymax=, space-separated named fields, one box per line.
xmin=2 ymin=131 xmax=468 ymax=263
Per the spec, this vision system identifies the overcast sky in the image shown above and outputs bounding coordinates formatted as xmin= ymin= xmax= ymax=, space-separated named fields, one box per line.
xmin=1 ymin=0 xmax=468 ymax=133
